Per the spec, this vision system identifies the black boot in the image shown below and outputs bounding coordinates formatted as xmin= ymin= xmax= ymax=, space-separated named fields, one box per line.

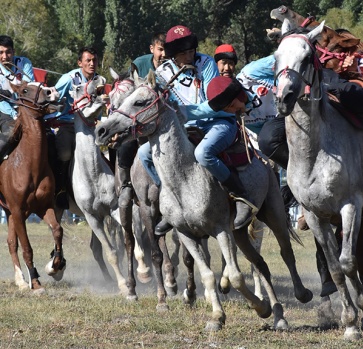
xmin=55 ymin=160 xmax=70 ymax=209
xmin=269 ymin=143 xmax=289 ymax=170
xmin=222 ymin=171 xmax=257 ymax=230
xmin=0 ymin=132 xmax=14 ymax=161
xmin=155 ymin=218 xmax=173 ymax=236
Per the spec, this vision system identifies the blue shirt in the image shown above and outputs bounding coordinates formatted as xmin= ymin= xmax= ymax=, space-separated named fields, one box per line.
xmin=54 ymin=68 xmax=98 ymax=121
xmin=0 ymin=56 xmax=35 ymax=118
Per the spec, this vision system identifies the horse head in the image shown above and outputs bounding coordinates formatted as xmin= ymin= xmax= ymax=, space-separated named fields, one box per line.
xmin=95 ymin=70 xmax=164 ymax=148
xmin=10 ymin=80 xmax=63 ymax=116
xmin=70 ymin=75 xmax=107 ymax=120
xmin=274 ymin=22 xmax=325 ymax=116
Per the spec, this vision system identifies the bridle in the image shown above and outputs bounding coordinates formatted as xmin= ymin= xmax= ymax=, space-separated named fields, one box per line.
xmin=274 ymin=34 xmax=322 ymax=101
xmin=110 ymin=84 xmax=170 ymax=138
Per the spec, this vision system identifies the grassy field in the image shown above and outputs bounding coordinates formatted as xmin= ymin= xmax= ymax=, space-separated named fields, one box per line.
xmin=0 ymin=222 xmax=361 ymax=348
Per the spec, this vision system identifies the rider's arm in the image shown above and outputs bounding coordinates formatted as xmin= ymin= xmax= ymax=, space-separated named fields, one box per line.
xmin=179 ymin=101 xmax=234 ymax=121
xmin=20 ymin=57 xmax=35 ymax=82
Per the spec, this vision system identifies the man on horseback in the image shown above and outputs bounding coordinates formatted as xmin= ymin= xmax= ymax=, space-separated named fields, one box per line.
xmin=52 ymin=46 xmax=100 ymax=209
xmin=0 ymin=35 xmax=35 ymax=159
xmin=138 ymin=25 xmax=254 ymax=234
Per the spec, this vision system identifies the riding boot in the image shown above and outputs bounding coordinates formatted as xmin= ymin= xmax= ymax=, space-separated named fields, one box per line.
xmin=269 ymin=143 xmax=289 ymax=170
xmin=314 ymin=237 xmax=337 ymax=297
xmin=0 ymin=132 xmax=13 ymax=161
xmin=55 ymin=160 xmax=70 ymax=209
xmin=222 ymin=170 xmax=257 ymax=230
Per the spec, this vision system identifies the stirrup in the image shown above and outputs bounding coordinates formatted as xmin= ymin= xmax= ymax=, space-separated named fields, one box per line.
xmin=229 ymin=194 xmax=259 ymax=215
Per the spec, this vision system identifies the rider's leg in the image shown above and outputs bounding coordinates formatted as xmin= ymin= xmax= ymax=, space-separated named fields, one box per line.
xmin=195 ymin=119 xmax=253 ymax=230
xmin=0 ymin=112 xmax=16 ymax=159
xmin=54 ymin=125 xmax=75 ymax=209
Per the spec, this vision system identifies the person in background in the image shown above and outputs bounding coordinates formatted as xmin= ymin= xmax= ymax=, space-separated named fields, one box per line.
xmin=0 ymin=35 xmax=35 ymax=159
xmin=214 ymin=44 xmax=238 ymax=78
xmin=132 ymin=32 xmax=166 ymax=78
xmin=52 ymin=46 xmax=100 ymax=209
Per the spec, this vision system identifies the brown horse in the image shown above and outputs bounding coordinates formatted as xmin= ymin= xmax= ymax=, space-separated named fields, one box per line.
xmin=0 ymin=80 xmax=65 ymax=293
xmin=269 ymin=5 xmax=363 ymax=81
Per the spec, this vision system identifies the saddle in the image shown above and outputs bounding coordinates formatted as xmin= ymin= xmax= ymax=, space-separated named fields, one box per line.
xmin=186 ymin=123 xmax=255 ymax=168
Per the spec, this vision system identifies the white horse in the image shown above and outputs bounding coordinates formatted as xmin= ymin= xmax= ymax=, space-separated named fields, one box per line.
xmin=274 ymin=22 xmax=363 ymax=340
xmin=62 ymin=76 xmax=138 ymax=299
xmin=95 ymin=72 xmax=313 ymax=331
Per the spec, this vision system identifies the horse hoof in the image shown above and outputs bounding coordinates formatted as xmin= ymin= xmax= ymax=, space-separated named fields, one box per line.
xmin=183 ymin=288 xmax=196 ymax=306
xmin=258 ymin=299 xmax=272 ymax=319
xmin=45 ymin=260 xmax=67 ymax=281
xmin=274 ymin=319 xmax=289 ymax=330
xmin=33 ymin=287 xmax=46 ymax=295
xmin=204 ymin=321 xmax=223 ymax=332
xmin=296 ymin=288 xmax=313 ymax=303
xmin=165 ymin=284 xmax=178 ymax=297
xmin=156 ymin=303 xmax=169 ymax=312
xmin=218 ymin=277 xmax=230 ymax=294
xmin=344 ymin=326 xmax=361 ymax=340
xmin=137 ymin=270 xmax=152 ymax=284
xmin=126 ymin=294 xmax=138 ymax=302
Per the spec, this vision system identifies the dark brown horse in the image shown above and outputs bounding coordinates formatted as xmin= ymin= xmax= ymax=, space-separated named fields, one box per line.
xmin=0 ymin=80 xmax=65 ymax=293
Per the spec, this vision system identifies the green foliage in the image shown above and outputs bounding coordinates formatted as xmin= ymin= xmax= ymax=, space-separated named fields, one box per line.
xmin=3 ymin=0 xmax=363 ymax=83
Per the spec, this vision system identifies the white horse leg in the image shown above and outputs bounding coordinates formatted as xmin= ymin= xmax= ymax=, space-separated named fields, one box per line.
xmin=132 ymin=205 xmax=152 ymax=283
xmin=85 ymin=213 xmax=131 ymax=298
xmin=177 ymin=231 xmax=225 ymax=331
xmin=307 ymin=213 xmax=361 ymax=340
xmin=14 ymin=265 xmax=28 ymax=290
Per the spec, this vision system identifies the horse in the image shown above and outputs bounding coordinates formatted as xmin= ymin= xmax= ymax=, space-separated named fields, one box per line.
xmin=274 ymin=21 xmax=363 ymax=340
xmin=61 ymin=75 xmax=138 ymax=299
xmin=95 ymin=71 xmax=313 ymax=331
xmin=269 ymin=5 xmax=363 ymax=81
xmin=0 ymin=79 xmax=66 ymax=293
xmin=108 ymin=67 xmax=178 ymax=309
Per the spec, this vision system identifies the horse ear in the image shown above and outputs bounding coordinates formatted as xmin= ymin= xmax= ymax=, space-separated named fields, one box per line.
xmin=281 ymin=18 xmax=292 ymax=35
xmin=130 ymin=63 xmax=140 ymax=85
xmin=109 ymin=67 xmax=120 ymax=81
xmin=307 ymin=21 xmax=325 ymax=42
xmin=337 ymin=37 xmax=360 ymax=48
xmin=146 ymin=70 xmax=156 ymax=88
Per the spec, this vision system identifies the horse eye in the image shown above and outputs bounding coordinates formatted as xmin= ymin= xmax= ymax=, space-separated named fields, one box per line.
xmin=134 ymin=100 xmax=145 ymax=107
xmin=22 ymin=89 xmax=28 ymax=93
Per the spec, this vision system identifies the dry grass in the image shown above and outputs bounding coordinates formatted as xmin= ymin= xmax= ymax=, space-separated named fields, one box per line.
xmin=0 ymin=222 xmax=361 ymax=348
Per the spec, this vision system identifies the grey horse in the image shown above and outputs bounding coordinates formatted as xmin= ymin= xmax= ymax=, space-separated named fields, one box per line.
xmin=95 ymin=72 xmax=313 ymax=331
xmin=274 ymin=22 xmax=363 ymax=340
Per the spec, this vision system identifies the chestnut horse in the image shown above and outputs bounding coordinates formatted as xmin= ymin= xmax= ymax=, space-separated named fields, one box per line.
xmin=0 ymin=79 xmax=65 ymax=293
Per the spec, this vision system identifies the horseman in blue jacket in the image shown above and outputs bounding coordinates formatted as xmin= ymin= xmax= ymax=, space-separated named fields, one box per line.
xmin=138 ymin=25 xmax=254 ymax=234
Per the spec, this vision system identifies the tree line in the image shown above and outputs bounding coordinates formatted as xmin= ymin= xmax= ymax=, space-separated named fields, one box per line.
xmin=1 ymin=0 xmax=362 ymax=84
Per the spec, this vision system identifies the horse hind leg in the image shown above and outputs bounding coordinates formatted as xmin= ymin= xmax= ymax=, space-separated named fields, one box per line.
xmin=180 ymin=241 xmax=196 ymax=305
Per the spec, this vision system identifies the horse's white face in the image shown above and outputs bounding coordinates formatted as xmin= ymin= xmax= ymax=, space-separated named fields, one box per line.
xmin=95 ymin=82 xmax=159 ymax=148
xmin=70 ymin=75 xmax=107 ymax=118
xmin=274 ymin=22 xmax=325 ymax=115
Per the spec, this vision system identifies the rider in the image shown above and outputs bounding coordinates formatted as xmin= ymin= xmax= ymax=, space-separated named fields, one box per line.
xmin=138 ymin=25 xmax=253 ymax=234
xmin=214 ymin=44 xmax=238 ymax=78
xmin=132 ymin=32 xmax=166 ymax=77
xmin=0 ymin=35 xmax=35 ymax=158
xmin=52 ymin=46 xmax=100 ymax=209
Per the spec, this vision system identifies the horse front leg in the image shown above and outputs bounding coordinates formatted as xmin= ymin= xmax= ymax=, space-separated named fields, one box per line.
xmin=42 ymin=208 xmax=66 ymax=282
xmin=6 ymin=214 xmax=28 ymax=290
xmin=306 ymin=212 xmax=361 ymax=340
xmin=9 ymin=212 xmax=44 ymax=293
xmin=177 ymin=230 xmax=226 ymax=331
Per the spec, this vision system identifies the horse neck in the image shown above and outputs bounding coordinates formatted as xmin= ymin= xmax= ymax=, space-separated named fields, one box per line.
xmin=148 ymin=107 xmax=203 ymax=183
xmin=17 ymin=108 xmax=47 ymax=156
xmin=287 ymin=73 xmax=325 ymax=168
xmin=73 ymin=111 xmax=105 ymax=170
